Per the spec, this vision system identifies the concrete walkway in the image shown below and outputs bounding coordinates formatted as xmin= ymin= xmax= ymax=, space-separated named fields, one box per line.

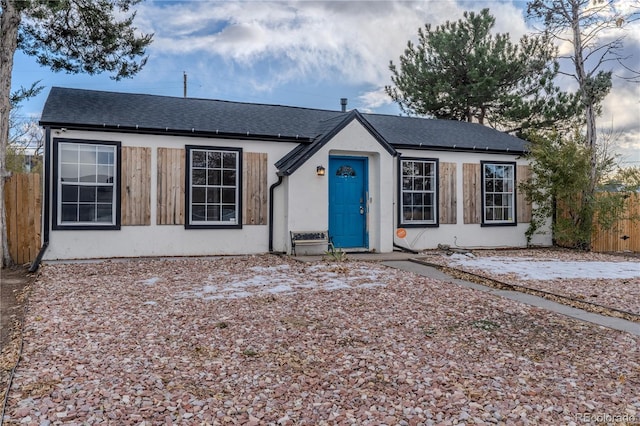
xmin=382 ymin=260 xmax=640 ymax=337
xmin=292 ymin=251 xmax=418 ymax=263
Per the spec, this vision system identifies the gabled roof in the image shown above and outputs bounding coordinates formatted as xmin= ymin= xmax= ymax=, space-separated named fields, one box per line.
xmin=363 ymin=113 xmax=526 ymax=153
xmin=40 ymin=87 xmax=529 ymax=172
xmin=275 ymin=110 xmax=396 ymax=176
xmin=40 ymin=87 xmax=342 ymax=142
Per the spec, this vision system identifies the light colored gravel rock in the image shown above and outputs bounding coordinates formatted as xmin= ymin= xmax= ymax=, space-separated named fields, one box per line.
xmin=426 ymin=249 xmax=640 ymax=315
xmin=3 ymin=254 xmax=639 ymax=424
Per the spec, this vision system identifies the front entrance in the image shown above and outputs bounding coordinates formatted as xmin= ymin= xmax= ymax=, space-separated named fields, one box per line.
xmin=329 ymin=156 xmax=368 ymax=249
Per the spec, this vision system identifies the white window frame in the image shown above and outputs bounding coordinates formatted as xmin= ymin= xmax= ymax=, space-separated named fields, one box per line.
xmin=400 ymin=158 xmax=438 ymax=226
xmin=482 ymin=162 xmax=516 ymax=225
xmin=186 ymin=146 xmax=242 ymax=228
xmin=55 ymin=140 xmax=119 ymax=229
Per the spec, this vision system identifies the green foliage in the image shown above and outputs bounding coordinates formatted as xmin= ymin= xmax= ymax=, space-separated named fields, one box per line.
xmin=604 ymin=166 xmax=640 ymax=192
xmin=6 ymin=146 xmax=42 ymax=174
xmin=598 ymin=166 xmax=640 ymax=229
xmin=582 ymin=71 xmax=613 ymax=114
xmin=593 ymin=191 xmax=630 ymax=231
xmin=6 ymin=143 xmax=24 ymax=173
xmin=520 ymin=130 xmax=588 ymax=247
xmin=325 ymin=243 xmax=348 ymax=262
xmin=10 ymin=81 xmax=44 ymax=106
xmin=521 ymin=130 xmax=625 ymax=250
xmin=17 ymin=0 xmax=153 ymax=80
xmin=386 ymin=8 xmax=580 ymax=132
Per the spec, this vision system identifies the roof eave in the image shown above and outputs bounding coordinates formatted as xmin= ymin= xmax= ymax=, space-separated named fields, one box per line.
xmin=39 ymin=122 xmax=313 ymax=144
xmin=276 ymin=110 xmax=398 ymax=176
xmin=354 ymin=111 xmax=397 ymax=156
xmin=392 ymin=143 xmax=527 ymax=155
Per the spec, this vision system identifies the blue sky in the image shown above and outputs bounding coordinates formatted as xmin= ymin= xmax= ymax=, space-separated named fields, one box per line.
xmin=11 ymin=0 xmax=640 ymax=165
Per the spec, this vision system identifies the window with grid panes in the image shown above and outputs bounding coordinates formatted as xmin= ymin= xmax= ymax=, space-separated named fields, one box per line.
xmin=55 ymin=140 xmax=120 ymax=229
xmin=400 ymin=159 xmax=437 ymax=225
xmin=186 ymin=146 xmax=241 ymax=227
xmin=482 ymin=162 xmax=515 ymax=224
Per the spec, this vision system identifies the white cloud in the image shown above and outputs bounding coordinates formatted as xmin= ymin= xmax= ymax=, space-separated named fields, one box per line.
xmin=357 ymin=87 xmax=393 ymax=112
xmin=138 ymin=1 xmax=599 ymax=95
xmin=602 ymin=79 xmax=640 ymax=133
xmin=613 ymin=129 xmax=640 ymax=167
xmin=139 ymin=1 xmax=465 ymax=85
xmin=132 ymin=0 xmax=640 ymax=148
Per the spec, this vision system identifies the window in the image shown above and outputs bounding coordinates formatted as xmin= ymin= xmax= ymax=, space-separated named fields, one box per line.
xmin=482 ymin=162 xmax=516 ymax=225
xmin=336 ymin=165 xmax=356 ymax=177
xmin=400 ymin=158 xmax=438 ymax=226
xmin=54 ymin=140 xmax=121 ymax=229
xmin=186 ymin=146 xmax=242 ymax=228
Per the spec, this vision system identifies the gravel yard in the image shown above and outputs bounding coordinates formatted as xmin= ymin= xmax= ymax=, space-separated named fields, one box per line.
xmin=427 ymin=249 xmax=640 ymax=317
xmin=3 ymin=254 xmax=640 ymax=425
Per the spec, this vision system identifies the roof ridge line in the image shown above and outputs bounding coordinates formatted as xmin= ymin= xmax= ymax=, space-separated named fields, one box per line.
xmin=51 ymin=86 xmax=348 ymax=114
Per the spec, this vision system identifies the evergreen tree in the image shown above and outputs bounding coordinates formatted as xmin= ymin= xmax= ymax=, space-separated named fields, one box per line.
xmin=386 ymin=8 xmax=579 ymax=133
xmin=0 ymin=0 xmax=153 ymax=266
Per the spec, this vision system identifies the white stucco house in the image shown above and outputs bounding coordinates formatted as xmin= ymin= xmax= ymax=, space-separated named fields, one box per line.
xmin=37 ymin=87 xmax=551 ymax=260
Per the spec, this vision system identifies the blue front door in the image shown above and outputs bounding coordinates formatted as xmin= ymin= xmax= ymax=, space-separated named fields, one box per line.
xmin=329 ymin=156 xmax=367 ymax=249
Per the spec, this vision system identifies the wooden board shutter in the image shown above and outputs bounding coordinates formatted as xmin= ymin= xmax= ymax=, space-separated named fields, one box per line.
xmin=121 ymin=147 xmax=151 ymax=226
xmin=517 ymin=165 xmax=533 ymax=223
xmin=438 ymin=162 xmax=457 ymax=224
xmin=243 ymin=152 xmax=268 ymax=225
xmin=157 ymin=148 xmax=185 ymax=225
xmin=463 ymin=163 xmax=481 ymax=224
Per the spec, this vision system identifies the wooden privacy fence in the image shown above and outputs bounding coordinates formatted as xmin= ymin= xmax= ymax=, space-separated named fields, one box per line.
xmin=591 ymin=192 xmax=640 ymax=253
xmin=4 ymin=173 xmax=42 ymax=264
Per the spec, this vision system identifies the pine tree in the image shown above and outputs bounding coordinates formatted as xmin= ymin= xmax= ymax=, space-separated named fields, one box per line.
xmin=386 ymin=8 xmax=579 ymax=133
xmin=0 ymin=0 xmax=153 ymax=266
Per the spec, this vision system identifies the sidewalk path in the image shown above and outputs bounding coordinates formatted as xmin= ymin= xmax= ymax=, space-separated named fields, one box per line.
xmin=382 ymin=260 xmax=640 ymax=337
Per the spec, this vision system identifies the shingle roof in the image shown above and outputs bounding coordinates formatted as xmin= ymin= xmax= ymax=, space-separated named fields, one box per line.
xmin=40 ymin=87 xmax=342 ymax=141
xmin=362 ymin=113 xmax=526 ymax=153
xmin=41 ymin=87 xmax=529 ymax=173
xmin=275 ymin=110 xmax=396 ymax=175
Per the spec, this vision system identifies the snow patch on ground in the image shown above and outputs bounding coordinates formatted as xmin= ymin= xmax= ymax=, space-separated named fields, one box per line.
xmin=176 ymin=263 xmax=388 ymax=300
xmin=249 ymin=264 xmax=291 ymax=272
xmin=447 ymin=254 xmax=639 ymax=280
xmin=138 ymin=277 xmax=161 ymax=285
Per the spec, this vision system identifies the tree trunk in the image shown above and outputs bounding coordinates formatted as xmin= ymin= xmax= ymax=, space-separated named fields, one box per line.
xmin=571 ymin=22 xmax=598 ymax=190
xmin=0 ymin=0 xmax=21 ymax=267
xmin=478 ymin=106 xmax=486 ymax=125
xmin=570 ymin=0 xmax=596 ymax=251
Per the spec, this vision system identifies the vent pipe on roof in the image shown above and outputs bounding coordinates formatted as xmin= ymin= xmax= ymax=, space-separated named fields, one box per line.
xmin=340 ymin=98 xmax=347 ymax=112
xmin=183 ymin=71 xmax=187 ymax=98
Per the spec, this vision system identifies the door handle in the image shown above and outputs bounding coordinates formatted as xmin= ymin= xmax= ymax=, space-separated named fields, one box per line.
xmin=359 ymin=206 xmax=364 ymax=215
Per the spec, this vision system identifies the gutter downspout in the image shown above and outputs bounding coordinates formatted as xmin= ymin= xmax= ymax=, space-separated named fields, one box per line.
xmin=29 ymin=127 xmax=51 ymax=273
xmin=393 ymin=242 xmax=420 ymax=254
xmin=268 ymin=174 xmax=284 ymax=253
